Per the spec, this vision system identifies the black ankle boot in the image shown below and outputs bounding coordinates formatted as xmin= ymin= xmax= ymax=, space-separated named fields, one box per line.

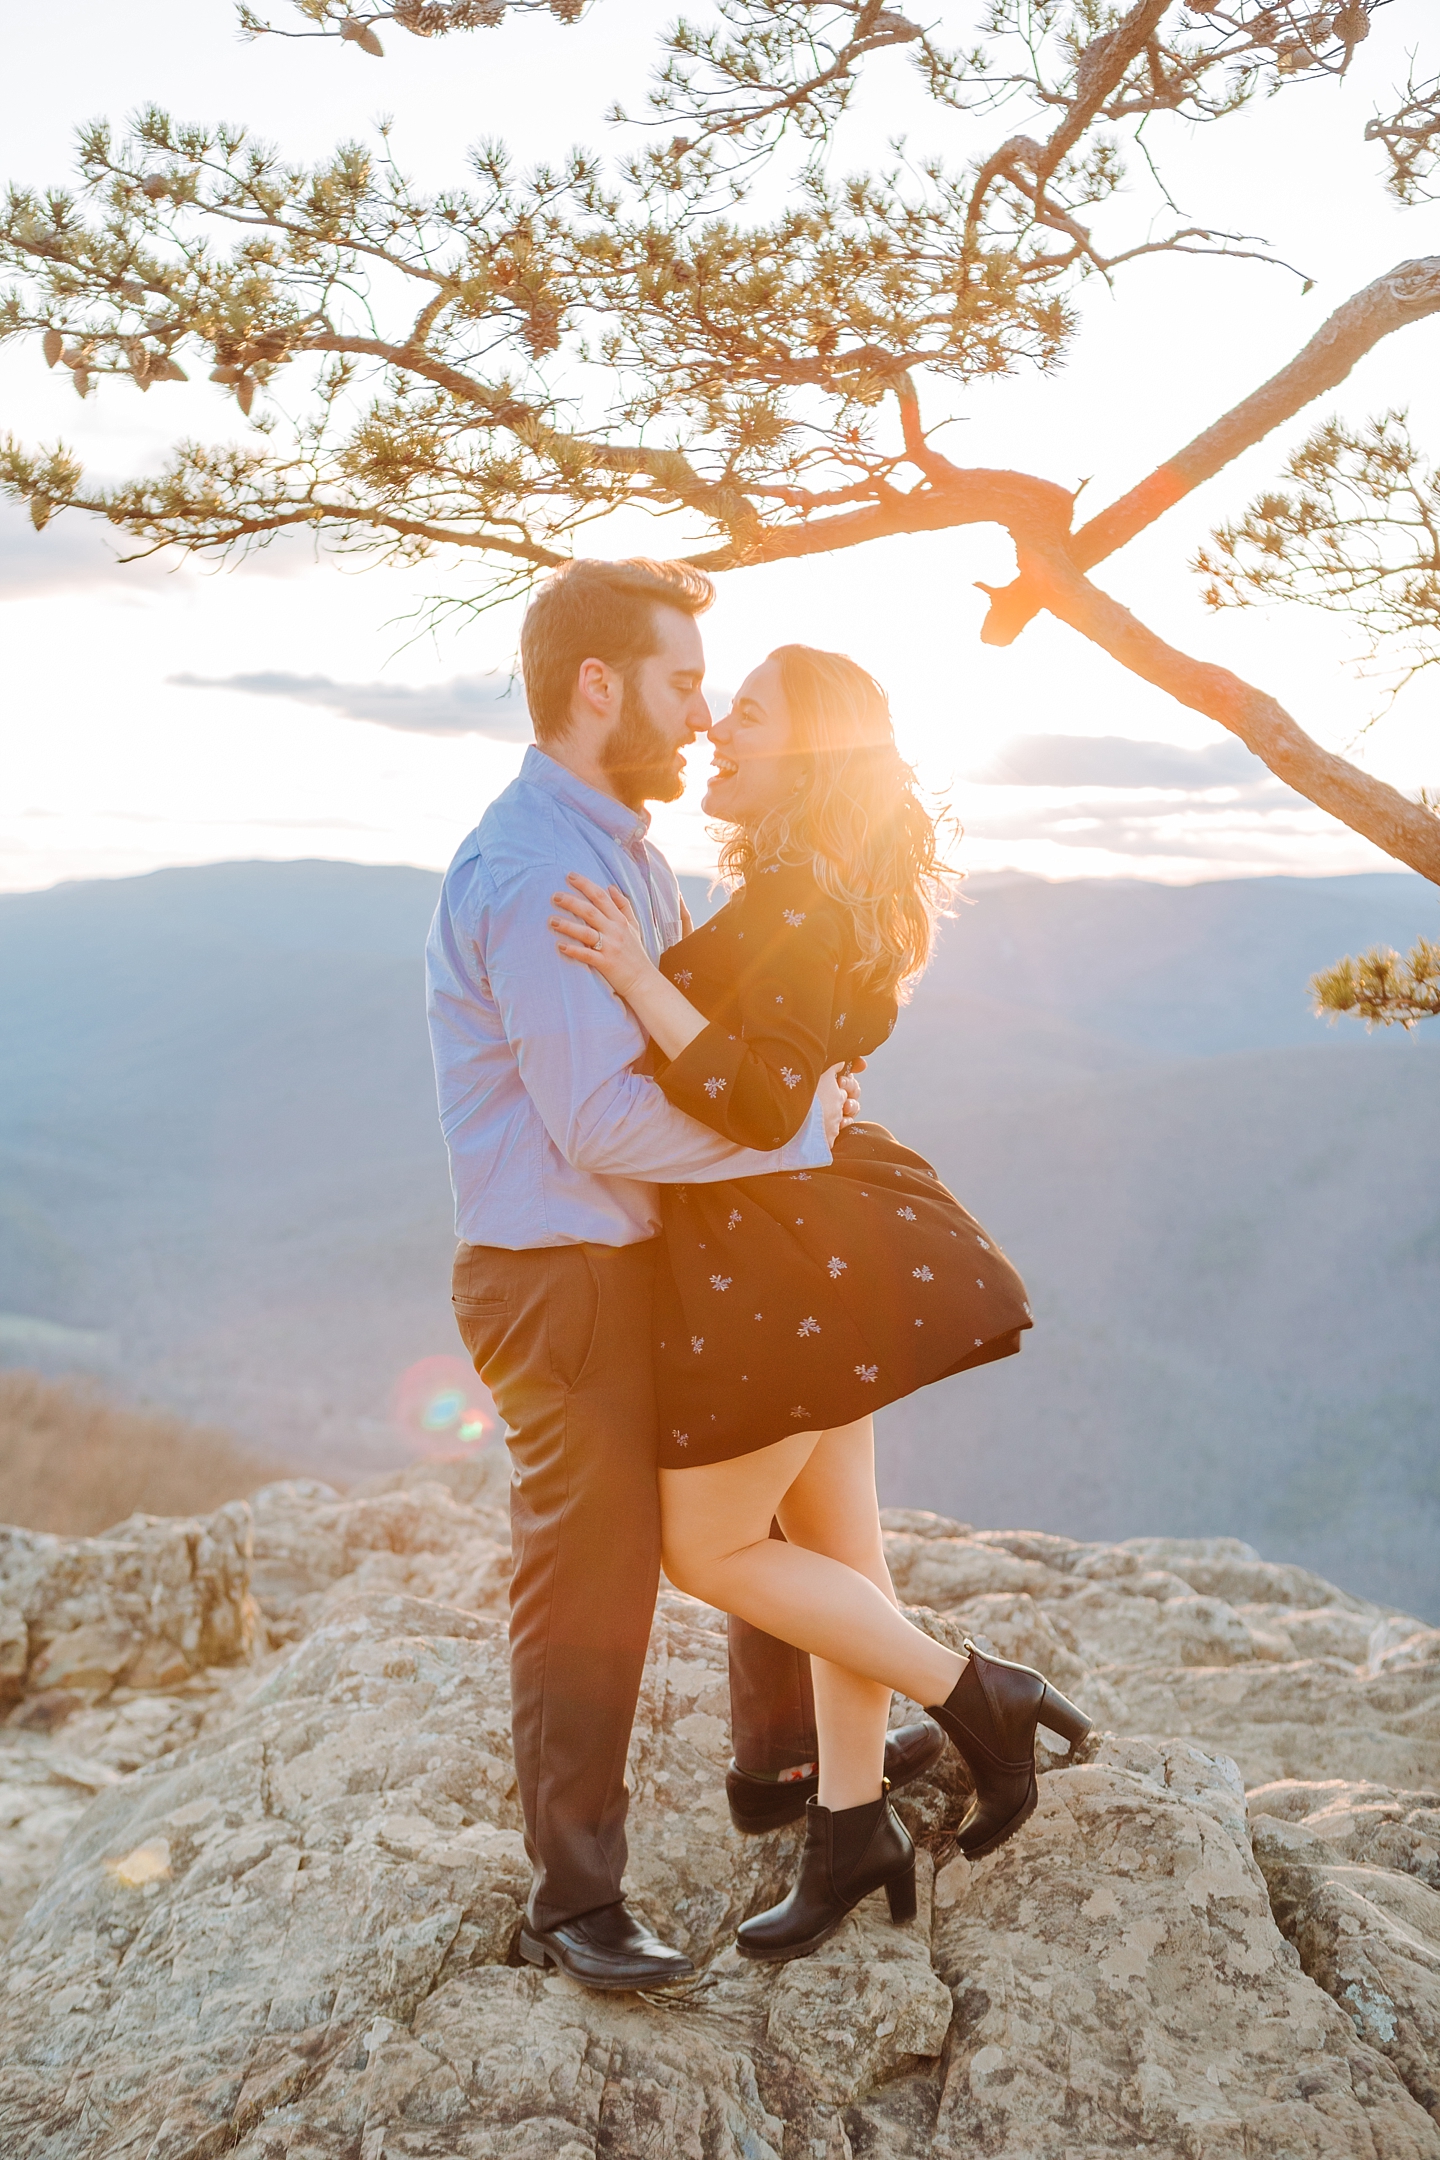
xmin=735 ymin=1790 xmax=916 ymax=1963
xmin=928 ymin=1640 xmax=1092 ymax=1859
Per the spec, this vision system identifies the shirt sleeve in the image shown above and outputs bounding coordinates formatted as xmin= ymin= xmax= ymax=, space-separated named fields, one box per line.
xmin=656 ymin=877 xmax=842 ymax=1149
xmin=479 ymin=863 xmax=831 ymax=1182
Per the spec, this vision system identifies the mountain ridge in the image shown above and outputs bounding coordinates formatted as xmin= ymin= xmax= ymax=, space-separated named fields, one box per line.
xmin=2 ymin=859 xmax=1436 ymax=1613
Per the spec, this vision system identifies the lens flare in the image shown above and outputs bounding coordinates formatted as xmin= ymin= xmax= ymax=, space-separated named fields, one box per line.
xmin=392 ymin=1355 xmax=499 ymax=1460
xmin=421 ymin=1388 xmax=466 ymax=1432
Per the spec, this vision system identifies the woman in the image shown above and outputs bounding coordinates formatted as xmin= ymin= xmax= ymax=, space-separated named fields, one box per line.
xmin=550 ymin=646 xmax=1089 ymax=1963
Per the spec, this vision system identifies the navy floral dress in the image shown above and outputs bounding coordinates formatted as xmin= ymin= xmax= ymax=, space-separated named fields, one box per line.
xmin=651 ymin=860 xmax=1031 ymax=1466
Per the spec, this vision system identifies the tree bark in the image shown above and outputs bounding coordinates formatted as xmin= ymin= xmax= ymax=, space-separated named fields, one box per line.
xmin=686 ymin=467 xmax=1075 ymax=571
xmin=1019 ymin=542 xmax=1440 ymax=884
xmin=980 ymin=254 xmax=1440 ymax=645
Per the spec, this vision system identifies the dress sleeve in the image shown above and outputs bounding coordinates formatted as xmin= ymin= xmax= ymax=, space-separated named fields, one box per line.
xmin=657 ymin=874 xmax=843 ymax=1149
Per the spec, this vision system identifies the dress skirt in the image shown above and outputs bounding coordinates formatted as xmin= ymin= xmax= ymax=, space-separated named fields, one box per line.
xmin=654 ymin=1121 xmax=1031 ymax=1468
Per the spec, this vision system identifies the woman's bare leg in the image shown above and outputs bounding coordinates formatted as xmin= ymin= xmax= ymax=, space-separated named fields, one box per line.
xmin=776 ymin=1417 xmax=899 ymax=1811
xmin=660 ymin=1422 xmax=965 ymax=1789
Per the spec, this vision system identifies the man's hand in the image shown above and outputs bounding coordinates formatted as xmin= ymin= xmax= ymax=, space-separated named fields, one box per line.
xmin=819 ymin=1063 xmax=848 ymax=1147
xmin=819 ymin=1057 xmax=866 ymax=1145
xmin=842 ymin=1057 xmax=866 ymax=1126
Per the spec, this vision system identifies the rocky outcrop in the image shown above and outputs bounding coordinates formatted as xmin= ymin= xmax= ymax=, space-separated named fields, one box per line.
xmin=0 ymin=1471 xmax=1437 ymax=2158
xmin=1250 ymin=1781 xmax=1440 ymax=2126
xmin=246 ymin=1470 xmax=512 ymax=1643
xmin=932 ymin=1738 xmax=1437 ymax=2157
xmin=0 ymin=1740 xmax=121 ymax=1952
xmin=0 ymin=1503 xmax=255 ymax=1711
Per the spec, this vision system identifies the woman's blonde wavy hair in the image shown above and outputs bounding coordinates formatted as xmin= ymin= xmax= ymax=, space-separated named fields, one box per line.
xmin=715 ymin=645 xmax=954 ymax=1000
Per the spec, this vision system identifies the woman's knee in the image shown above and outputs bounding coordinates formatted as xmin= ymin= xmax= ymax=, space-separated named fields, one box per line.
xmin=662 ymin=1507 xmax=765 ymax=1601
xmin=778 ymin=1494 xmax=886 ymax=1576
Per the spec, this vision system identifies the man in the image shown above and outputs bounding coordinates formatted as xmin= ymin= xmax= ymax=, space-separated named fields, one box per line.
xmin=426 ymin=558 xmax=936 ymax=1992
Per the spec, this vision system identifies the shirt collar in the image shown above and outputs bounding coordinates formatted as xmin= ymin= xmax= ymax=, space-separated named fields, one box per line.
xmin=521 ymin=744 xmax=651 ymax=849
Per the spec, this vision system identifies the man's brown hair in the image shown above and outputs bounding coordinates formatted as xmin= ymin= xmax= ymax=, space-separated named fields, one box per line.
xmin=519 ymin=557 xmax=714 ymax=743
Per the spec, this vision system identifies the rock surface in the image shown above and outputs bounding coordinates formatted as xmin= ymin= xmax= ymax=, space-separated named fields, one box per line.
xmin=933 ymin=1738 xmax=1436 ymax=2156
xmin=0 ymin=1503 xmax=254 ymax=1709
xmin=0 ymin=1470 xmax=1437 ymax=2157
xmin=1251 ymin=1785 xmax=1440 ymax=2127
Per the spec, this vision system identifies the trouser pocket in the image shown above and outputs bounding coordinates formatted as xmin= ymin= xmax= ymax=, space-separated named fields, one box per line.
xmin=452 ymin=1295 xmax=509 ymax=1385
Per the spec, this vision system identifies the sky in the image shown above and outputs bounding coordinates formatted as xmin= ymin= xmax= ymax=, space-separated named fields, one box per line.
xmin=2 ymin=0 xmax=1437 ymax=895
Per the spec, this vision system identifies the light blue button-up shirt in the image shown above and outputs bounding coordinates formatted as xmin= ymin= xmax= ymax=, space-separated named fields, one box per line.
xmin=426 ymin=745 xmax=831 ymax=1248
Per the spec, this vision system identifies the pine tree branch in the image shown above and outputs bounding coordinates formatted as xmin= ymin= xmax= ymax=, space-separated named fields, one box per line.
xmin=1015 ymin=539 xmax=1440 ymax=884
xmin=979 ymin=254 xmax=1440 ymax=645
xmin=684 ymin=417 xmax=1440 ymax=886
xmin=1312 ymin=937 xmax=1440 ymax=1026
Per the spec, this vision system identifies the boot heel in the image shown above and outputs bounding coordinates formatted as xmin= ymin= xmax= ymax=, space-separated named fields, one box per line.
xmin=1038 ymin=1684 xmax=1092 ymax=1749
xmin=885 ymin=1861 xmax=917 ymax=1925
xmin=518 ymin=1930 xmax=548 ymax=1969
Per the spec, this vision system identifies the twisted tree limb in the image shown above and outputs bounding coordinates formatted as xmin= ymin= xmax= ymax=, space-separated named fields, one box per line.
xmin=693 ymin=460 xmax=1440 ymax=884
xmin=979 ymin=254 xmax=1440 ymax=645
xmin=1016 ymin=541 xmax=1440 ymax=882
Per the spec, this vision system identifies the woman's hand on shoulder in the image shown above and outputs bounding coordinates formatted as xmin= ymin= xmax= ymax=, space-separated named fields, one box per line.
xmin=550 ymin=874 xmax=655 ymax=998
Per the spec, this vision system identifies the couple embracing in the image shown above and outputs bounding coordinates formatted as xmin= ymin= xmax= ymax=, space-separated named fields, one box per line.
xmin=425 ymin=557 xmax=1089 ymax=1991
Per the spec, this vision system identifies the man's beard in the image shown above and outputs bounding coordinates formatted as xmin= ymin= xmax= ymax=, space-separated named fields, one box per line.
xmin=599 ymin=681 xmax=684 ymax=810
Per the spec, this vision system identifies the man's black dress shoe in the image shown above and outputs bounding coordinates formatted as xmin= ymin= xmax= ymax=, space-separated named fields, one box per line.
xmin=518 ymin=1900 xmax=696 ymax=1992
xmin=725 ymin=1716 xmax=947 ymax=1834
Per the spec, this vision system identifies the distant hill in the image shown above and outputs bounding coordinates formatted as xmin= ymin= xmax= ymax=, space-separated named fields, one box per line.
xmin=0 ymin=1369 xmax=289 ymax=1536
xmin=1 ymin=859 xmax=1436 ymax=1613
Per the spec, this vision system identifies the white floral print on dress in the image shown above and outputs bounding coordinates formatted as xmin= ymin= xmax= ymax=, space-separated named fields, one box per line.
xmin=727 ymin=1210 xmax=743 ymax=1230
xmin=827 ymin=1256 xmax=848 ymax=1279
xmin=796 ymin=1316 xmax=821 ymax=1338
xmin=672 ymin=969 xmax=693 ymax=988
xmin=913 ymin=1265 xmax=934 ymax=1281
xmin=782 ymin=909 xmax=807 ymax=927
xmin=703 ymin=1076 xmax=727 ymax=1099
xmin=709 ymin=1274 xmax=732 ymax=1292
xmin=854 ymin=1363 xmax=878 ymax=1383
xmin=897 ymin=1206 xmax=917 ymax=1221
xmin=672 ymin=1431 xmax=689 ymax=1444
xmin=781 ymin=1067 xmax=801 ymax=1089
xmin=690 ymin=1336 xmax=705 ymax=1354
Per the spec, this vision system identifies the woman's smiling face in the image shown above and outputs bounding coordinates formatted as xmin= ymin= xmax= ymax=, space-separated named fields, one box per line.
xmin=701 ymin=657 xmax=801 ymax=823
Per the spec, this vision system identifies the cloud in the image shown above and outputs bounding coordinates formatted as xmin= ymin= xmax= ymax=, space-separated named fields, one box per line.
xmin=969 ymin=797 xmax=1328 ymax=862
xmin=956 ymin=730 xmax=1343 ymax=869
xmin=971 ymin=733 xmax=1269 ymax=790
xmin=0 ymin=503 xmax=161 ymax=599
xmin=170 ymin=669 xmax=533 ymax=742
xmin=0 ymin=504 xmax=319 ymax=600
